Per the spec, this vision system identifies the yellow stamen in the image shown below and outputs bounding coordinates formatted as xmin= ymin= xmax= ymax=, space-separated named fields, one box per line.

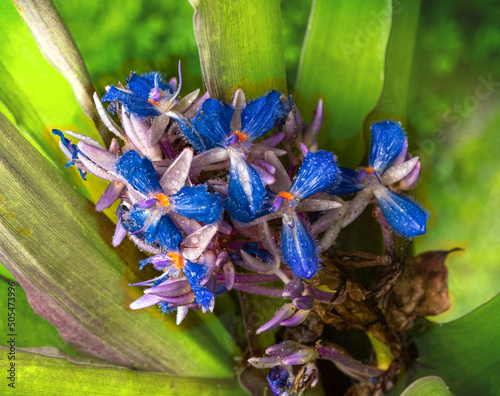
xmin=148 ymin=98 xmax=160 ymax=106
xmin=167 ymin=252 xmax=184 ymax=269
xmin=366 ymin=166 xmax=374 ymax=174
xmin=278 ymin=191 xmax=294 ymax=201
xmin=154 ymin=193 xmax=170 ymax=206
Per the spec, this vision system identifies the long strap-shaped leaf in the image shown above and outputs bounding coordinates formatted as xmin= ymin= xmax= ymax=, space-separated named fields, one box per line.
xmin=0 ymin=347 xmax=244 ymax=396
xmin=11 ymin=0 xmax=110 ymax=145
xmin=190 ymin=0 xmax=287 ymax=101
xmin=295 ymin=0 xmax=392 ymax=167
xmin=0 ymin=112 xmax=235 ymax=376
xmin=362 ymin=0 xmax=422 ymax=139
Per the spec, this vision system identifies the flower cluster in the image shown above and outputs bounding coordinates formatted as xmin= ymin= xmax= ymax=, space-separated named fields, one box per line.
xmin=54 ymin=65 xmax=428 ymax=394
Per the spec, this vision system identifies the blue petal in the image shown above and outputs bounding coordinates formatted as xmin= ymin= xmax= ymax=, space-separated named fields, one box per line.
xmin=126 ymin=72 xmax=153 ymax=100
xmin=289 ymin=150 xmax=338 ymax=201
xmin=124 ymin=206 xmax=150 ymax=233
xmin=373 ymin=186 xmax=428 ymax=238
xmin=267 ymin=366 xmax=289 ymax=396
xmin=158 ymin=302 xmax=176 ymax=314
xmin=226 ymin=188 xmax=275 ymax=223
xmin=184 ymin=261 xmax=214 ymax=311
xmin=102 ymin=86 xmax=161 ymax=117
xmin=123 ymin=209 xmax=182 ymax=251
xmin=191 ymin=287 xmax=214 ymax=312
xmin=138 ymin=72 xmax=170 ymax=92
xmin=327 ymin=167 xmax=363 ymax=195
xmin=281 ymin=209 xmax=318 ymax=279
xmin=184 ymin=260 xmax=207 ymax=287
xmin=191 ymin=99 xmax=234 ymax=148
xmin=156 ymin=215 xmax=183 ymax=251
xmin=241 ymin=90 xmax=285 ymax=142
xmin=52 ymin=129 xmax=78 ymax=158
xmin=168 ymin=112 xmax=216 ymax=152
xmin=115 ymin=150 xmax=162 ymax=195
xmin=122 ymin=207 xmax=183 ymax=251
xmin=169 ymin=185 xmax=222 ymax=223
xmin=227 ymin=149 xmax=265 ymax=217
xmin=53 ymin=129 xmax=87 ymax=180
xmin=242 ymin=243 xmax=274 ymax=264
xmin=369 ymin=120 xmax=406 ymax=174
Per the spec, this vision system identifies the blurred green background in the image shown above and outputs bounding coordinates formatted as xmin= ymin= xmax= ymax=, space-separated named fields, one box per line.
xmin=0 ymin=0 xmax=499 ymax=342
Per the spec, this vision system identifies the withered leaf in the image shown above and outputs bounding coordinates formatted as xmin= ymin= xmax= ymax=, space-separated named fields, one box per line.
xmin=384 ymin=249 xmax=458 ymax=332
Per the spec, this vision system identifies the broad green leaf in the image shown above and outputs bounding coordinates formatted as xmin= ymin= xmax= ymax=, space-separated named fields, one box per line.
xmin=0 ymin=112 xmax=236 ymax=376
xmin=12 ymin=0 xmax=110 ymax=145
xmin=0 ymin=346 xmax=244 ymax=395
xmin=400 ymin=377 xmax=452 ymax=396
xmin=0 ymin=1 xmax=110 ymax=214
xmin=295 ymin=0 xmax=392 ymax=167
xmin=0 ymin=276 xmax=75 ymax=356
xmin=363 ymin=0 xmax=422 ymax=133
xmin=391 ymin=294 xmax=500 ymax=395
xmin=190 ymin=0 xmax=287 ymax=101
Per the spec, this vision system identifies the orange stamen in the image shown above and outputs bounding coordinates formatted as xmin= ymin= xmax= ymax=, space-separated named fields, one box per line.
xmin=154 ymin=193 xmax=170 ymax=206
xmin=232 ymin=131 xmax=247 ymax=142
xmin=278 ymin=191 xmax=294 ymax=201
xmin=366 ymin=166 xmax=374 ymax=174
xmin=148 ymin=98 xmax=160 ymax=106
xmin=167 ymin=252 xmax=184 ymax=269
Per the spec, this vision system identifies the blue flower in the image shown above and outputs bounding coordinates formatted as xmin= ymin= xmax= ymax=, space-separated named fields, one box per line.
xmin=289 ymin=149 xmax=339 ymax=201
xmin=115 ymin=150 xmax=222 ymax=250
xmin=281 ymin=207 xmax=319 ymax=279
xmin=172 ymin=89 xmax=285 ymax=152
xmin=134 ymin=227 xmax=219 ymax=314
xmin=171 ymin=89 xmax=286 ymax=223
xmin=102 ymin=71 xmax=175 ymax=117
xmin=52 ymin=129 xmax=87 ymax=180
xmin=327 ymin=120 xmax=428 ymax=238
xmin=184 ymin=260 xmax=214 ymax=312
xmin=267 ymin=366 xmax=290 ymax=396
xmin=274 ymin=149 xmax=338 ymax=279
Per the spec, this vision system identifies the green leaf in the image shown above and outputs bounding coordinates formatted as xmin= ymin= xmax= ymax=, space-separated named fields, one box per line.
xmin=363 ymin=0 xmax=422 ymax=133
xmin=400 ymin=376 xmax=452 ymax=396
xmin=0 ymin=1 xmax=110 ymax=212
xmin=12 ymin=0 xmax=110 ymax=145
xmin=0 ymin=112 xmax=236 ymax=376
xmin=190 ymin=0 xmax=287 ymax=101
xmin=0 ymin=276 xmax=75 ymax=356
xmin=295 ymin=0 xmax=392 ymax=167
xmin=391 ymin=294 xmax=500 ymax=395
xmin=1 ymin=346 xmax=244 ymax=395
xmin=412 ymin=294 xmax=500 ymax=396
